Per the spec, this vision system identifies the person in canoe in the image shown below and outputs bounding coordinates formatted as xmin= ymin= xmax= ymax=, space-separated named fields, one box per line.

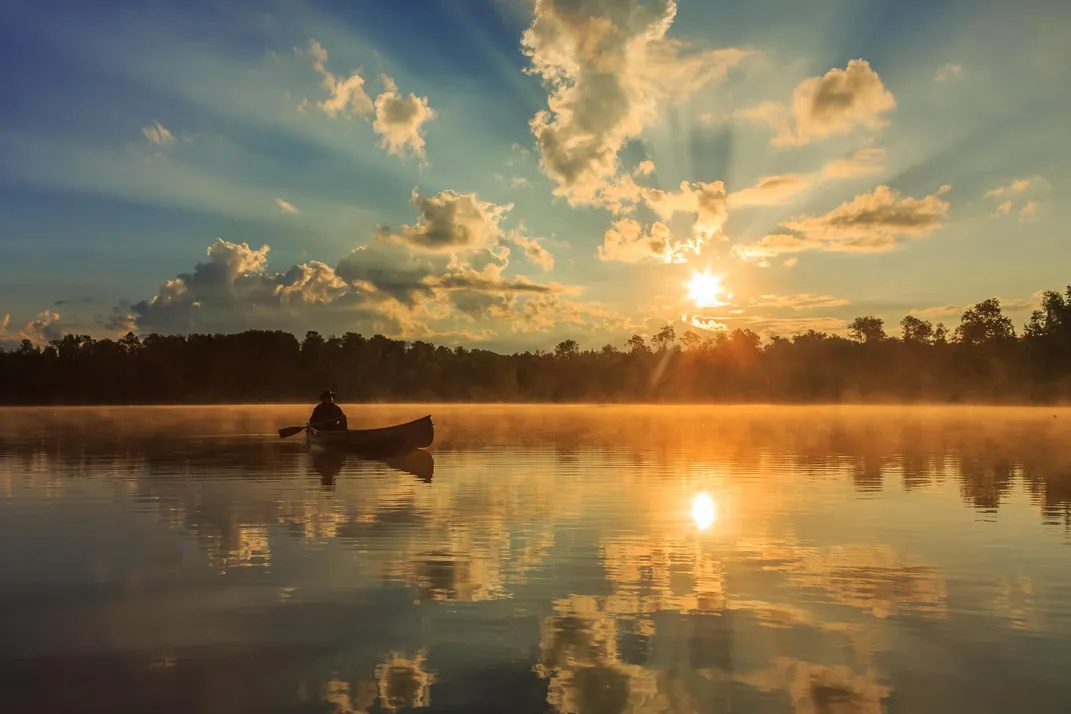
xmin=309 ymin=390 xmax=348 ymax=431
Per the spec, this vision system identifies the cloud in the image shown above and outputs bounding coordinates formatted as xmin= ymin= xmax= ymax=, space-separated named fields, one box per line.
xmin=597 ymin=179 xmax=728 ymax=264
xmin=731 ymin=233 xmax=814 ymax=261
xmin=381 ymin=189 xmax=514 ymax=253
xmin=984 ymin=178 xmax=1037 ymax=200
xmin=515 ymin=293 xmax=633 ymax=335
xmin=510 ymin=176 xmax=530 ymax=188
xmin=740 ymin=59 xmax=896 ymax=147
xmin=619 ymin=179 xmax=729 ymax=260
xmin=141 ymin=121 xmax=175 ymax=148
xmin=599 ymin=218 xmax=672 ymax=264
xmin=729 ymin=173 xmax=812 ymax=206
xmin=372 ymin=75 xmax=437 ymax=160
xmin=750 ymin=294 xmax=850 ymax=310
xmin=984 ymin=177 xmax=1047 ymax=220
xmin=732 ymin=185 xmax=950 ymax=260
xmin=698 ymin=314 xmax=851 ymax=337
xmin=934 ymin=63 xmax=964 ymax=82
xmin=513 ymin=234 xmax=555 ymax=270
xmin=632 ymin=159 xmax=656 ymax=177
xmin=120 ymin=179 xmax=588 ymax=339
xmin=275 ymin=198 xmax=298 ymax=214
xmin=303 ymin=39 xmax=374 ymax=117
xmin=730 ymin=150 xmax=886 ymax=211
xmin=821 ymin=147 xmax=886 ymax=179
xmin=683 ymin=314 xmax=729 ymax=332
xmin=521 ymin=0 xmax=747 ymax=205
xmin=784 ymin=257 xmax=799 ymax=268
xmin=0 ymin=310 xmax=65 ymax=348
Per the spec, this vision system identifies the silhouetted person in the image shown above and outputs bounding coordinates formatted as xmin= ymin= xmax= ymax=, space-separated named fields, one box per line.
xmin=309 ymin=390 xmax=348 ymax=431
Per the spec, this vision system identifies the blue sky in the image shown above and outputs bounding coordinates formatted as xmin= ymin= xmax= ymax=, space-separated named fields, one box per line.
xmin=1 ymin=0 xmax=1068 ymax=351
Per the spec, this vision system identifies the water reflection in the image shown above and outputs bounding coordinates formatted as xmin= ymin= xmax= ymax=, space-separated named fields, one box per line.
xmin=0 ymin=405 xmax=1069 ymax=714
xmin=692 ymin=493 xmax=716 ymax=531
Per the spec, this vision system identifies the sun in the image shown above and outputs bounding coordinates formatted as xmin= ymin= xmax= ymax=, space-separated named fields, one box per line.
xmin=686 ymin=269 xmax=728 ymax=308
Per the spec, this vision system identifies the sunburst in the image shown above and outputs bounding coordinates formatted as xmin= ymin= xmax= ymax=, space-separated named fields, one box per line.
xmin=686 ymin=269 xmax=728 ymax=308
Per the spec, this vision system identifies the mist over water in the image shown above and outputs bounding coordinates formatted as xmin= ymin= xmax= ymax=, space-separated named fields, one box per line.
xmin=1 ymin=405 xmax=1070 ymax=713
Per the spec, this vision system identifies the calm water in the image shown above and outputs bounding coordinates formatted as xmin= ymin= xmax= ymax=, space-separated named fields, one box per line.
xmin=1 ymin=405 xmax=1070 ymax=713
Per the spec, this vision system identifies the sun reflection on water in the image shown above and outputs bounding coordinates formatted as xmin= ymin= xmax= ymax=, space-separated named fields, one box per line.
xmin=692 ymin=492 xmax=717 ymax=531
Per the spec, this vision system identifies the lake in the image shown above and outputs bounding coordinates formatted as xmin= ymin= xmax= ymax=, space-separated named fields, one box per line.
xmin=1 ymin=405 xmax=1070 ymax=713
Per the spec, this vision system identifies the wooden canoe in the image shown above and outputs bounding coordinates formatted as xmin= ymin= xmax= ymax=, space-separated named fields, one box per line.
xmin=306 ymin=414 xmax=434 ymax=456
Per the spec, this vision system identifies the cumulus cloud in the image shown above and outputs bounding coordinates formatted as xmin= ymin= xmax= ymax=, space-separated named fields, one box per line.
xmin=821 ymin=146 xmax=886 ymax=179
xmin=740 ymin=59 xmax=896 ymax=147
xmin=1019 ymin=201 xmax=1039 ymax=221
xmin=783 ymin=257 xmax=799 ymax=268
xmin=729 ymin=174 xmax=812 ymax=206
xmin=303 ymin=39 xmax=374 ymax=116
xmin=127 ymin=238 xmax=354 ymax=333
xmin=0 ymin=310 xmax=66 ymax=348
xmin=275 ymin=198 xmax=299 ymax=214
xmin=934 ymin=63 xmax=964 ymax=82
xmin=598 ymin=218 xmax=673 ymax=263
xmin=513 ymin=234 xmax=555 ymax=270
xmin=599 ymin=179 xmax=729 ymax=262
xmin=118 ymin=183 xmax=587 ymax=339
xmin=142 ymin=121 xmax=175 ymax=148
xmin=732 ymin=185 xmax=950 ymax=260
xmin=381 ymin=189 xmax=514 ymax=253
xmin=372 ymin=75 xmax=437 ymax=160
xmin=521 ymin=0 xmax=747 ymax=205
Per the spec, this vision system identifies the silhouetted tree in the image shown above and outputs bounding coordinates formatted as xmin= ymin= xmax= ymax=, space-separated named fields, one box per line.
xmin=3 ymin=284 xmax=1071 ymax=404
xmin=849 ymin=316 xmax=886 ymax=343
xmin=900 ymin=316 xmax=934 ymax=344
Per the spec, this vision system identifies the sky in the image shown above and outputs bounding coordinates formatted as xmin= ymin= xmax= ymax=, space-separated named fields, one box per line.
xmin=0 ymin=0 xmax=1069 ymax=352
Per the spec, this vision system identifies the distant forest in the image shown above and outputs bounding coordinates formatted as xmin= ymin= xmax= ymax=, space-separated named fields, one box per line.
xmin=2 ymin=286 xmax=1070 ymax=405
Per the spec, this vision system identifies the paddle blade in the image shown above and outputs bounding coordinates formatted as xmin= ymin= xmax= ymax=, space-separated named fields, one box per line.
xmin=278 ymin=425 xmax=306 ymax=439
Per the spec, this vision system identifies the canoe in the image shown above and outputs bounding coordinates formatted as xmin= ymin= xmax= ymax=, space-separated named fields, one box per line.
xmin=306 ymin=414 xmax=434 ymax=456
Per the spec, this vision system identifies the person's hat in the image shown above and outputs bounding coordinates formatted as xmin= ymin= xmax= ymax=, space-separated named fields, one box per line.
xmin=320 ymin=390 xmax=336 ymax=399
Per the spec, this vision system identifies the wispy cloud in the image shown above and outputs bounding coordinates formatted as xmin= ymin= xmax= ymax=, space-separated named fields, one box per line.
xmin=141 ymin=120 xmax=174 ymax=148
xmin=750 ymin=294 xmax=851 ymax=311
xmin=275 ymin=198 xmax=299 ymax=214
xmin=934 ymin=63 xmax=964 ymax=82
xmin=729 ymin=174 xmax=813 ymax=207
xmin=732 ymin=185 xmax=951 ymax=260
xmin=984 ymin=177 xmax=1048 ymax=220
xmin=821 ymin=147 xmax=886 ymax=179
xmin=302 ymin=39 xmax=374 ymax=117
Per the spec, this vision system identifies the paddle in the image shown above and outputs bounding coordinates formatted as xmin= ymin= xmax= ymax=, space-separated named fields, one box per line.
xmin=278 ymin=418 xmax=339 ymax=439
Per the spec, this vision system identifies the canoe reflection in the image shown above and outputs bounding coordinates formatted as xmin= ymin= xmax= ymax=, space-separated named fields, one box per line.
xmin=309 ymin=446 xmax=434 ymax=486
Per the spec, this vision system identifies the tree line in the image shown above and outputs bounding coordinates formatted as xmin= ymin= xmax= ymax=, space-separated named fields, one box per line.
xmin=2 ymin=286 xmax=1070 ymax=405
